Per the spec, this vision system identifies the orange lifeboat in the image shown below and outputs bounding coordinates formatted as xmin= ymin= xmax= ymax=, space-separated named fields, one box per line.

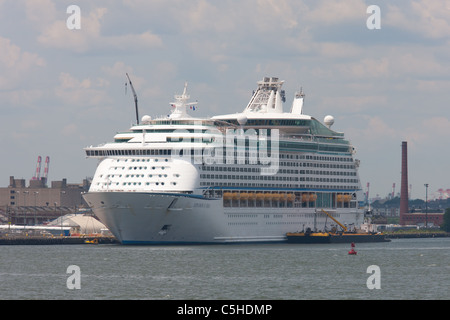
xmin=223 ymin=192 xmax=233 ymax=200
xmin=240 ymin=192 xmax=248 ymax=200
xmin=248 ymin=192 xmax=257 ymax=200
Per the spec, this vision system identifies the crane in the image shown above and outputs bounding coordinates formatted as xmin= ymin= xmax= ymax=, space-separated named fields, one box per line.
xmin=43 ymin=156 xmax=50 ymax=183
xmin=126 ymin=73 xmax=139 ymax=125
xmin=32 ymin=156 xmax=42 ymax=180
xmin=321 ymin=209 xmax=347 ymax=232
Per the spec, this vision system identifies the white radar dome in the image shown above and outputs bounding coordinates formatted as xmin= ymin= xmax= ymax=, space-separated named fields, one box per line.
xmin=141 ymin=115 xmax=152 ymax=124
xmin=237 ymin=114 xmax=248 ymax=126
xmin=324 ymin=115 xmax=334 ymax=128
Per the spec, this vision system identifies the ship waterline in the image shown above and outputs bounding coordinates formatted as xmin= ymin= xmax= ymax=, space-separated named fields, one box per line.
xmin=83 ymin=77 xmax=366 ymax=244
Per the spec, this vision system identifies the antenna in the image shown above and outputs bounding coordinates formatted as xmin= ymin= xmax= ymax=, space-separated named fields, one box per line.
xmin=126 ymin=73 xmax=139 ymax=125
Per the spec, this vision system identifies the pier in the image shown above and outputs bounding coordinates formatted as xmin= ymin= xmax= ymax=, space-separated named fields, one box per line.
xmin=0 ymin=235 xmax=118 ymax=245
xmin=385 ymin=232 xmax=450 ymax=239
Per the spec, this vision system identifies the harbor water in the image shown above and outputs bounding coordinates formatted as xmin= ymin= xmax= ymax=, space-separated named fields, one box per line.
xmin=0 ymin=237 xmax=449 ymax=300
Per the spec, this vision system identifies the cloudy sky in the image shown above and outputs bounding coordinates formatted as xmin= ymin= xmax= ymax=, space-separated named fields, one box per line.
xmin=1 ymin=0 xmax=449 ymax=200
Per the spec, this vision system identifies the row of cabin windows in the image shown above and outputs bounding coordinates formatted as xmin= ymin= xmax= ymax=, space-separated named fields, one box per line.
xmin=200 ymin=181 xmax=359 ymax=191
xmin=86 ymin=149 xmax=354 ymax=162
xmin=200 ymin=174 xmax=358 ymax=184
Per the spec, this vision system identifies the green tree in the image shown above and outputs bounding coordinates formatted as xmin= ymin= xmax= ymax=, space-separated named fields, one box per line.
xmin=441 ymin=208 xmax=450 ymax=232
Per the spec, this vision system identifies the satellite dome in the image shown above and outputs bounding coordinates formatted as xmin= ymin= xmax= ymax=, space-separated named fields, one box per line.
xmin=141 ymin=115 xmax=152 ymax=124
xmin=324 ymin=115 xmax=334 ymax=128
xmin=237 ymin=114 xmax=248 ymax=126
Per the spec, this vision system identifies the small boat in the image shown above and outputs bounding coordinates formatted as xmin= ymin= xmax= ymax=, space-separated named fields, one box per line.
xmin=84 ymin=238 xmax=99 ymax=244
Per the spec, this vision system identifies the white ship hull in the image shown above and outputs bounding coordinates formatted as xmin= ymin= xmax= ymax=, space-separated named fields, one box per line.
xmin=83 ymin=192 xmax=363 ymax=244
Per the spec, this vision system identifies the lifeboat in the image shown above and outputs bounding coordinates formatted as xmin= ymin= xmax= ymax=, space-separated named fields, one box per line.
xmin=248 ymin=192 xmax=257 ymax=200
xmin=287 ymin=193 xmax=295 ymax=201
xmin=256 ymin=193 xmax=265 ymax=200
xmin=223 ymin=192 xmax=233 ymax=200
xmin=310 ymin=194 xmax=317 ymax=202
xmin=279 ymin=193 xmax=287 ymax=201
xmin=240 ymin=192 xmax=248 ymax=200
xmin=232 ymin=193 xmax=240 ymax=200
xmin=302 ymin=194 xmax=310 ymax=202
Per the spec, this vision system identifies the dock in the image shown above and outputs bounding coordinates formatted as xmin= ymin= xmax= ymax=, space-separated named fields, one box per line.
xmin=0 ymin=236 xmax=119 ymax=245
xmin=385 ymin=232 xmax=450 ymax=239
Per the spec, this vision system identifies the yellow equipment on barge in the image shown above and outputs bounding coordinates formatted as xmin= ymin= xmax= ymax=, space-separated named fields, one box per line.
xmin=286 ymin=209 xmax=390 ymax=244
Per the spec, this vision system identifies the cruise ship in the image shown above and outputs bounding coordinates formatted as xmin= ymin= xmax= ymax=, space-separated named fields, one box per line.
xmin=83 ymin=77 xmax=365 ymax=244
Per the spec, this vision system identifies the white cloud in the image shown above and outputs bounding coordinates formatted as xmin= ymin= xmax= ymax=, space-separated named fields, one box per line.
xmin=386 ymin=1 xmax=450 ymax=40
xmin=24 ymin=0 xmax=57 ymax=29
xmin=55 ymin=72 xmax=111 ymax=108
xmin=305 ymin=0 xmax=367 ymax=25
xmin=37 ymin=7 xmax=162 ymax=53
xmin=0 ymin=37 xmax=45 ymax=90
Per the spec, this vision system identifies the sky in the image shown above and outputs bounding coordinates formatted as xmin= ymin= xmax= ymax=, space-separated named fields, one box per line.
xmin=1 ymin=0 xmax=449 ymax=200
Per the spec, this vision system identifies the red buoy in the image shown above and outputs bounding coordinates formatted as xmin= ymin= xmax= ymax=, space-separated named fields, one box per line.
xmin=348 ymin=242 xmax=357 ymax=255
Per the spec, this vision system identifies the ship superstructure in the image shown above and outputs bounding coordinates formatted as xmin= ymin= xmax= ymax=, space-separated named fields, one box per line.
xmin=83 ymin=77 xmax=364 ymax=244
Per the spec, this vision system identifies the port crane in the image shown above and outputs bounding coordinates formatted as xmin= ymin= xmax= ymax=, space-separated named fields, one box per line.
xmin=31 ymin=156 xmax=50 ymax=184
xmin=43 ymin=156 xmax=50 ymax=182
xmin=32 ymin=156 xmax=42 ymax=180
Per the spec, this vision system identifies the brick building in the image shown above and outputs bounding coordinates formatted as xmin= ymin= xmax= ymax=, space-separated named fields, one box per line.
xmin=401 ymin=212 xmax=444 ymax=228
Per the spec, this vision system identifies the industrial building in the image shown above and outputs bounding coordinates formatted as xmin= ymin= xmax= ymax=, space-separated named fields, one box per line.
xmin=0 ymin=174 xmax=90 ymax=226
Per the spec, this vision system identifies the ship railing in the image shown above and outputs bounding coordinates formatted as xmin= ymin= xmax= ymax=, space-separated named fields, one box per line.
xmin=202 ymin=187 xmax=222 ymax=199
xmin=278 ymin=134 xmax=314 ymax=142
